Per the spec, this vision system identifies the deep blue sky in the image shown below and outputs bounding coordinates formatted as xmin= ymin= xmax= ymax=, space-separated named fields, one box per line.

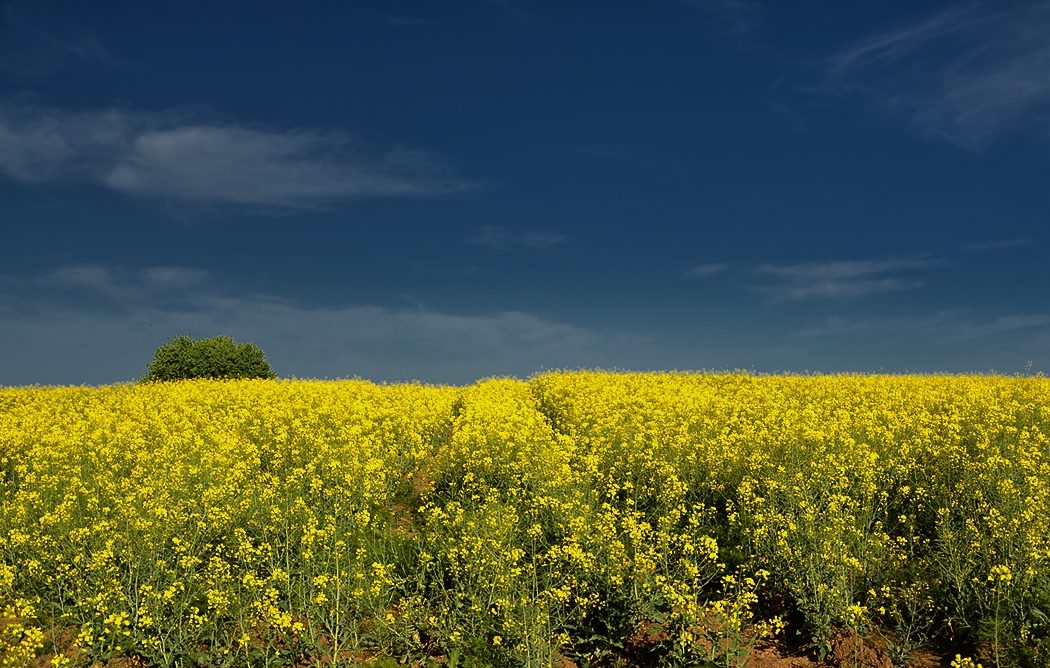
xmin=1 ymin=0 xmax=1048 ymax=385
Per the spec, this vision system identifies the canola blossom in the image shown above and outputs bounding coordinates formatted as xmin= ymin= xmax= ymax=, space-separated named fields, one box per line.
xmin=1 ymin=372 xmax=1049 ymax=666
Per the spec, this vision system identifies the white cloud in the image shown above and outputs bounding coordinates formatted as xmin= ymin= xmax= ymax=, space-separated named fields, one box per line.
xmin=963 ymin=238 xmax=1033 ymax=251
xmin=0 ymin=102 xmax=475 ymax=209
xmin=43 ymin=264 xmax=115 ymax=290
xmin=38 ymin=264 xmax=209 ymax=293
xmin=0 ymin=264 xmax=215 ymax=309
xmin=384 ymin=16 xmax=441 ymax=28
xmin=767 ymin=278 xmax=920 ymax=301
xmin=755 ymin=258 xmax=939 ymax=301
xmin=819 ymin=2 xmax=1050 ymax=148
xmin=682 ymin=0 xmax=761 ymax=36
xmin=139 ymin=266 xmax=210 ymax=289
xmin=683 ymin=263 xmax=729 ymax=278
xmin=0 ymin=265 xmax=648 ymax=386
xmin=468 ymin=225 xmax=565 ymax=250
xmin=798 ymin=311 xmax=1050 ymax=343
xmin=954 ymin=314 xmax=1050 ymax=341
xmin=0 ymin=104 xmax=129 ymax=181
xmin=0 ymin=7 xmax=112 ymax=77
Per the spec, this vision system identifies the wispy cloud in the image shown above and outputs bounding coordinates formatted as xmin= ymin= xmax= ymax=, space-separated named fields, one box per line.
xmin=468 ymin=225 xmax=565 ymax=250
xmin=482 ymin=0 xmax=533 ymax=24
xmin=42 ymin=264 xmax=116 ymax=291
xmin=683 ymin=263 xmax=730 ymax=278
xmin=41 ymin=264 xmax=210 ymax=292
xmin=565 ymin=143 xmax=634 ymax=163
xmin=682 ymin=0 xmax=761 ymax=36
xmin=754 ymin=257 xmax=940 ymax=301
xmin=953 ymin=314 xmax=1050 ymax=341
xmin=139 ymin=266 xmax=211 ymax=288
xmin=963 ymin=238 xmax=1033 ymax=251
xmin=0 ymin=265 xmax=649 ymax=385
xmin=0 ymin=7 xmax=112 ymax=76
xmin=383 ymin=16 xmax=441 ymax=28
xmin=818 ymin=2 xmax=1050 ymax=148
xmin=798 ymin=310 xmax=1050 ymax=343
xmin=0 ymin=102 xmax=475 ymax=210
xmin=2 ymin=264 xmax=214 ymax=310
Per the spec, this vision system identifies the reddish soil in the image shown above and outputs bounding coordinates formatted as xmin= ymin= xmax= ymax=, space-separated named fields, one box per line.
xmin=32 ymin=619 xmax=968 ymax=668
xmin=612 ymin=623 xmax=961 ymax=668
xmin=718 ymin=628 xmax=959 ymax=668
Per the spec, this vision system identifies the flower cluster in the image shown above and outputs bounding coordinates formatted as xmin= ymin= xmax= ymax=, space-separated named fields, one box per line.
xmin=1 ymin=372 xmax=1048 ymax=665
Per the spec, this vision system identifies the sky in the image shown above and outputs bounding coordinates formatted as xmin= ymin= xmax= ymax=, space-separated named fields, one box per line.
xmin=1 ymin=0 xmax=1048 ymax=386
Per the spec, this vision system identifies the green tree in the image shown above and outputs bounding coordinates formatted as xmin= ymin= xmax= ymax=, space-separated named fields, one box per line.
xmin=142 ymin=334 xmax=277 ymax=381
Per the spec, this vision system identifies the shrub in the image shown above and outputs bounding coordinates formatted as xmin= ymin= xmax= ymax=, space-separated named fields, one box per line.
xmin=142 ymin=334 xmax=277 ymax=381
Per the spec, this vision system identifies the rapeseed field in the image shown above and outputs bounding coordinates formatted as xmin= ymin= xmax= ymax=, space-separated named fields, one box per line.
xmin=1 ymin=372 xmax=1048 ymax=667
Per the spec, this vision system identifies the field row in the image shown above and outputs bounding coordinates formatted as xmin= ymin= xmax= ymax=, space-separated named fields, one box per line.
xmin=2 ymin=373 xmax=1049 ymax=666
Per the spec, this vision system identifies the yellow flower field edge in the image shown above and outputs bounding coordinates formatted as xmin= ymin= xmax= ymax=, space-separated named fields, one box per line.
xmin=1 ymin=372 xmax=1048 ymax=667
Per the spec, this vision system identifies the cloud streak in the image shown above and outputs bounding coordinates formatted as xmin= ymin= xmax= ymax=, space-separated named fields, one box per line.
xmin=0 ymin=265 xmax=647 ymax=386
xmin=682 ymin=0 xmax=761 ymax=37
xmin=819 ymin=2 xmax=1050 ymax=148
xmin=754 ymin=257 xmax=940 ymax=301
xmin=0 ymin=7 xmax=112 ymax=76
xmin=798 ymin=310 xmax=1050 ymax=344
xmin=963 ymin=238 xmax=1033 ymax=251
xmin=0 ymin=264 xmax=215 ymax=317
xmin=683 ymin=263 xmax=729 ymax=278
xmin=40 ymin=264 xmax=211 ymax=297
xmin=0 ymin=102 xmax=475 ymax=210
xmin=468 ymin=225 xmax=565 ymax=250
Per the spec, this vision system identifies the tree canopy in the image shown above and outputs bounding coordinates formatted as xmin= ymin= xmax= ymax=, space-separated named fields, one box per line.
xmin=142 ymin=334 xmax=277 ymax=381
